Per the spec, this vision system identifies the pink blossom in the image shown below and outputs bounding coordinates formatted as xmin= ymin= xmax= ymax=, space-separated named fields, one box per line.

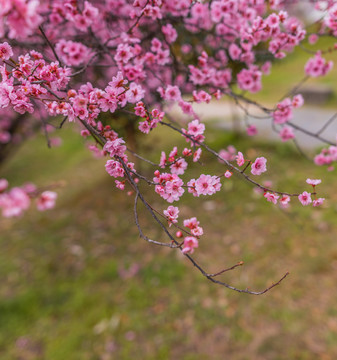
xmin=314 ymin=153 xmax=329 ymax=166
xmin=292 ymin=94 xmax=304 ymax=108
xmin=261 ymin=61 xmax=271 ymax=75
xmin=183 ymin=119 xmax=205 ymax=144
xmin=306 ymin=178 xmax=321 ymax=186
xmin=195 ymin=174 xmax=221 ymax=196
xmin=266 ymin=13 xmax=280 ymax=28
xmin=163 ymin=205 xmax=179 ymax=226
xmin=2 ymin=0 xmax=42 ymax=39
xmin=251 ymin=157 xmax=267 ymax=175
xmin=142 ymin=5 xmax=162 ymax=20
xmin=83 ymin=1 xmax=99 ymax=23
xmin=153 ymin=172 xmax=184 ymax=203
xmin=0 ymin=187 xmax=30 ymax=217
xmin=138 ymin=121 xmax=151 ymax=134
xmin=125 ymin=83 xmax=145 ymax=104
xmin=81 ymin=130 xmax=90 ymax=138
xmin=159 ymin=151 xmax=167 ymax=168
xmin=273 ymin=98 xmax=292 ymax=124
xmin=237 ymin=67 xmax=262 ymax=93
xmin=193 ymin=148 xmax=202 ymax=162
xmin=134 ymin=102 xmax=146 ymax=117
xmin=219 ymin=146 xmax=236 ymax=162
xmin=170 ymin=158 xmax=188 ymax=175
xmin=162 ymin=24 xmax=177 ymax=44
xmin=55 ymin=40 xmax=92 ymax=67
xmin=105 ymin=160 xmax=125 ymax=178
xmin=280 ymin=126 xmax=295 ymax=142
xmin=183 ymin=217 xmax=203 ymax=237
xmin=115 ymin=43 xmax=133 ymax=64
xmin=179 ymin=100 xmax=194 ymax=115
xmin=103 ymin=138 xmax=127 ymax=157
xmin=115 ymin=180 xmax=125 ymax=190
xmin=305 ymin=53 xmax=333 ymax=78
xmin=0 ymin=42 xmax=13 ymax=61
xmin=325 ymin=4 xmax=337 ymax=34
xmin=298 ymin=191 xmax=312 ymax=206
xmin=313 ymin=198 xmax=325 ymax=207
xmin=169 ymin=147 xmax=178 ymax=159
xmin=164 ymin=85 xmax=181 ymax=102
xmin=37 ymin=191 xmax=57 ymax=211
xmin=187 ymin=119 xmax=205 ymax=137
xmin=0 ymin=131 xmax=10 ymax=143
xmin=224 ymin=170 xmax=232 ymax=178
xmin=247 ymin=125 xmax=257 ymax=136
xmin=280 ymin=195 xmax=291 ymax=207
xmin=229 ymin=43 xmax=242 ymax=60
xmin=182 ymin=236 xmax=199 ymax=254
xmin=182 ymin=148 xmax=192 ymax=157
xmin=187 ymin=179 xmax=197 ymax=197
xmin=236 ymin=152 xmax=245 ymax=166
xmin=193 ymin=90 xmax=211 ymax=103
xmin=308 ymin=34 xmax=318 ymax=45
xmin=264 ymin=192 xmax=279 ymax=204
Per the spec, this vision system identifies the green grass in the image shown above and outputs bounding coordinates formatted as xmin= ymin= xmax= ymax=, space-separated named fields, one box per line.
xmin=0 ymin=123 xmax=336 ymax=359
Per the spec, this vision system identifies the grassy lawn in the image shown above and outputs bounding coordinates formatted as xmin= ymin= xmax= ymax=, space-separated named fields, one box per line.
xmin=0 ymin=120 xmax=337 ymax=360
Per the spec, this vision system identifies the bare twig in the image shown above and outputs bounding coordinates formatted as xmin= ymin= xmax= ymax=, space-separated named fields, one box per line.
xmin=39 ymin=26 xmax=63 ymax=66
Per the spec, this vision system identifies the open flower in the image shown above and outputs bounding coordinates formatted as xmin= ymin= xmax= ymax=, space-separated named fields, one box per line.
xmin=251 ymin=157 xmax=267 ymax=176
xmin=298 ymin=191 xmax=312 ymax=206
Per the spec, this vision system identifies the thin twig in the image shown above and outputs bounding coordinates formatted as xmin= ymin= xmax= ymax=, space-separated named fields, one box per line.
xmin=39 ymin=26 xmax=63 ymax=66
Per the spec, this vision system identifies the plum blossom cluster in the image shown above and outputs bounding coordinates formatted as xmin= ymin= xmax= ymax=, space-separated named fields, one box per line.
xmin=103 ymin=137 xmax=138 ymax=190
xmin=163 ymin=205 xmax=179 ymax=227
xmin=55 ymin=40 xmax=93 ymax=67
xmin=182 ymin=217 xmax=204 ymax=254
xmin=45 ymin=71 xmax=145 ymax=124
xmin=187 ymin=174 xmax=221 ymax=197
xmin=234 ymin=151 xmax=268 ymax=177
xmin=324 ymin=3 xmax=337 ymax=36
xmin=262 ymin=178 xmax=324 ymax=208
xmin=237 ymin=67 xmax=262 ymax=93
xmin=219 ymin=146 xmax=237 ymax=162
xmin=273 ymin=94 xmax=304 ymax=125
xmin=304 ymin=52 xmax=333 ymax=78
xmin=153 ymin=171 xmax=185 ymax=203
xmin=49 ymin=1 xmax=99 ymax=32
xmin=159 ymin=146 xmax=201 ymax=174
xmin=162 ymin=208 xmax=203 ymax=255
xmin=0 ymin=45 xmax=71 ymax=115
xmin=314 ymin=145 xmax=337 ymax=169
xmin=134 ymin=102 xmax=164 ymax=134
xmin=0 ymin=179 xmax=57 ymax=217
xmin=181 ymin=119 xmax=206 ymax=146
xmin=251 ymin=157 xmax=267 ymax=176
xmin=0 ymin=0 xmax=42 ymax=39
xmin=0 ymin=42 xmax=146 ymax=128
xmin=299 ymin=178 xmax=325 ymax=207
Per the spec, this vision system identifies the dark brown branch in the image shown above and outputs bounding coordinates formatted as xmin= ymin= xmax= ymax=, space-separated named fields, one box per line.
xmin=39 ymin=26 xmax=63 ymax=66
xmin=207 ymin=261 xmax=244 ymax=277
